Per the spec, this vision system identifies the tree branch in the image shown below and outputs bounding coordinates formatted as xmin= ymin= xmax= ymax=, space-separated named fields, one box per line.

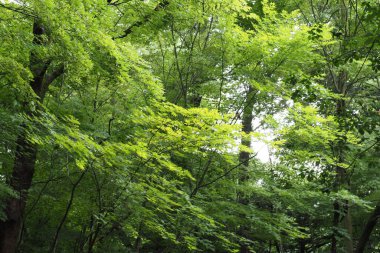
xmin=49 ymin=169 xmax=87 ymax=253
xmin=112 ymin=1 xmax=169 ymax=39
xmin=0 ymin=3 xmax=37 ymax=18
xmin=44 ymin=64 xmax=65 ymax=87
xmin=355 ymin=204 xmax=380 ymax=253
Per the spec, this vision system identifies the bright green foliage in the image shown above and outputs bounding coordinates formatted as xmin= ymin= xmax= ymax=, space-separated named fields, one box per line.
xmin=0 ymin=0 xmax=379 ymax=253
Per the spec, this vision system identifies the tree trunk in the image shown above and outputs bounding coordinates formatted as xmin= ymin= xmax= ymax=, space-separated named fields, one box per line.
xmin=0 ymin=135 xmax=37 ymax=253
xmin=331 ymin=71 xmax=352 ymax=253
xmin=355 ymin=204 xmax=380 ymax=253
xmin=239 ymin=85 xmax=255 ymax=170
xmin=343 ymin=204 xmax=354 ymax=253
xmin=0 ymin=22 xmax=63 ymax=253
xmin=331 ymin=201 xmax=340 ymax=253
xmin=238 ymin=85 xmax=255 ymax=253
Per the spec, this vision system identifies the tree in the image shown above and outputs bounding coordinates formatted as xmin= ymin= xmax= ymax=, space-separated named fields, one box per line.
xmin=1 ymin=0 xmax=379 ymax=252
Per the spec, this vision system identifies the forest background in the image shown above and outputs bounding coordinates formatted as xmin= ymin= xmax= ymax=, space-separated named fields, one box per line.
xmin=0 ymin=0 xmax=379 ymax=252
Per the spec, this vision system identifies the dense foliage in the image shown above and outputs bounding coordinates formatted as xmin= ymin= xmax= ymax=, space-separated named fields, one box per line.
xmin=0 ymin=0 xmax=379 ymax=252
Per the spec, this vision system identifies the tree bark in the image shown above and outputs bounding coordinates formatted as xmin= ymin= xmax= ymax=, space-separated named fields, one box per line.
xmin=355 ymin=204 xmax=380 ymax=253
xmin=239 ymin=85 xmax=255 ymax=169
xmin=238 ymin=85 xmax=255 ymax=253
xmin=0 ymin=135 xmax=37 ymax=253
xmin=331 ymin=201 xmax=340 ymax=253
xmin=343 ymin=203 xmax=354 ymax=253
xmin=331 ymin=71 xmax=352 ymax=253
xmin=0 ymin=22 xmax=63 ymax=253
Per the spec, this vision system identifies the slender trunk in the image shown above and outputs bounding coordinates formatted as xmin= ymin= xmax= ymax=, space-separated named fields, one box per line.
xmin=239 ymin=85 xmax=255 ymax=172
xmin=297 ymin=216 xmax=307 ymax=253
xmin=87 ymin=220 xmax=102 ymax=253
xmin=343 ymin=203 xmax=354 ymax=253
xmin=338 ymin=94 xmax=353 ymax=253
xmin=238 ymin=85 xmax=255 ymax=253
xmin=299 ymin=241 xmax=305 ymax=253
xmin=331 ymin=71 xmax=352 ymax=253
xmin=50 ymin=169 xmax=87 ymax=253
xmin=275 ymin=242 xmax=283 ymax=253
xmin=331 ymin=201 xmax=340 ymax=253
xmin=355 ymin=204 xmax=380 ymax=253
